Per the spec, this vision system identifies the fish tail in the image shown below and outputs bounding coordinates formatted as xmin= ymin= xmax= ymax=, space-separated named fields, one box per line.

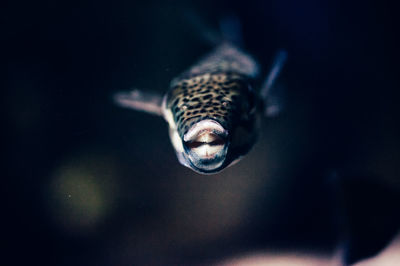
xmin=219 ymin=14 xmax=244 ymax=47
xmin=183 ymin=12 xmax=244 ymax=47
xmin=182 ymin=11 xmax=221 ymax=46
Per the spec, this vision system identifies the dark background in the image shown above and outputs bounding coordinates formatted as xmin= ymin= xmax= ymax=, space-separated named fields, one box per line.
xmin=4 ymin=0 xmax=399 ymax=265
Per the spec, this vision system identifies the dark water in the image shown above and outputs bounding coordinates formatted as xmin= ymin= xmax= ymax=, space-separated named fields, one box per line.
xmin=4 ymin=0 xmax=399 ymax=265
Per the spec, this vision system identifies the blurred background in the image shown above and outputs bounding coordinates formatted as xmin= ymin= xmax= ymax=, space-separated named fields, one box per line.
xmin=3 ymin=0 xmax=399 ymax=265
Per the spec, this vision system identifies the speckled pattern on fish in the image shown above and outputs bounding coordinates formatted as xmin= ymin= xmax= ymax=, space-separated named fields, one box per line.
xmin=114 ymin=40 xmax=287 ymax=174
xmin=166 ymin=72 xmax=256 ymax=138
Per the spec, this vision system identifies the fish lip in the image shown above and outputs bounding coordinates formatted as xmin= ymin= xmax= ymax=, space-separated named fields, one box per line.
xmin=182 ymin=119 xmax=229 ymax=173
xmin=185 ymin=146 xmax=229 ymax=174
xmin=183 ymin=119 xmax=228 ymax=143
xmin=189 ymin=161 xmax=226 ymax=174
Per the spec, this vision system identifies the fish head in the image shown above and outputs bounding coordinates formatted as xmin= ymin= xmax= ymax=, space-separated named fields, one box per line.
xmin=182 ymin=119 xmax=229 ymax=174
xmin=165 ymin=72 xmax=258 ymax=174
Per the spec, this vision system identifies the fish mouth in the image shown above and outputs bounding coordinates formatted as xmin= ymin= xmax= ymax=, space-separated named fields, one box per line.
xmin=183 ymin=119 xmax=229 ymax=172
xmin=183 ymin=119 xmax=228 ymax=143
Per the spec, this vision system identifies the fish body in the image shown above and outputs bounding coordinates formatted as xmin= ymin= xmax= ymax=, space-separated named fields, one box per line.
xmin=163 ymin=43 xmax=260 ymax=173
xmin=115 ymin=41 xmax=286 ymax=174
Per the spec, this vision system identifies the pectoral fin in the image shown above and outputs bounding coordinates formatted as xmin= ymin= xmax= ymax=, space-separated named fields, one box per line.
xmin=264 ymin=83 xmax=285 ymax=117
xmin=260 ymin=50 xmax=288 ymax=117
xmin=113 ymin=89 xmax=164 ymax=116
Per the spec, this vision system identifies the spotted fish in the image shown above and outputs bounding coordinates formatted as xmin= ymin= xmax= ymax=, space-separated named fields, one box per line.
xmin=114 ymin=41 xmax=287 ymax=174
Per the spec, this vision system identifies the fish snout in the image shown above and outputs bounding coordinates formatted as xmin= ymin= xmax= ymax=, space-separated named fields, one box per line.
xmin=183 ymin=119 xmax=229 ymax=173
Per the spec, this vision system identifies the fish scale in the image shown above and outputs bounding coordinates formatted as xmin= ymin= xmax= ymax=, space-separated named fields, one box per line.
xmin=166 ymin=70 xmax=253 ymax=138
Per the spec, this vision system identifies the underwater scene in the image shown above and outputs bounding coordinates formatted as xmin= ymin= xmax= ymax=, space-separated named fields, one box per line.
xmin=4 ymin=0 xmax=399 ymax=265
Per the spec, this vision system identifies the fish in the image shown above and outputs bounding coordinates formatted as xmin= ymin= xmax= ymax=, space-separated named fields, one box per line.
xmin=114 ymin=26 xmax=287 ymax=174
